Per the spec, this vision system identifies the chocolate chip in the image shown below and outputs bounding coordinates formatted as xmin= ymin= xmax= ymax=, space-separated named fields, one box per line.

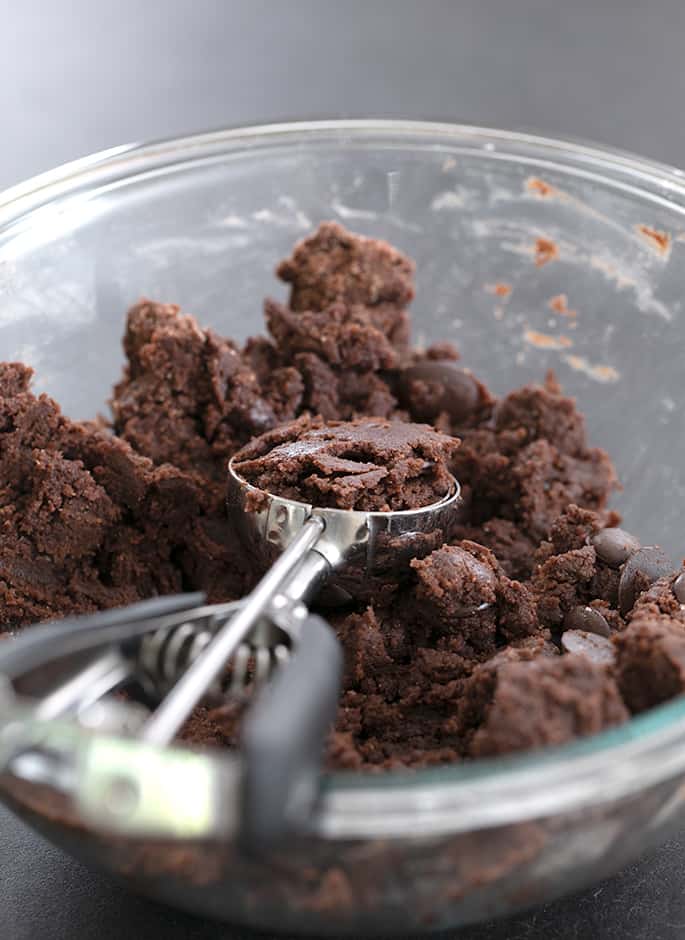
xmin=398 ymin=361 xmax=479 ymax=423
xmin=591 ymin=527 xmax=640 ymax=568
xmin=618 ymin=546 xmax=676 ymax=616
xmin=674 ymin=572 xmax=685 ymax=605
xmin=561 ymin=629 xmax=615 ymax=666
xmin=563 ymin=606 xmax=611 ymax=638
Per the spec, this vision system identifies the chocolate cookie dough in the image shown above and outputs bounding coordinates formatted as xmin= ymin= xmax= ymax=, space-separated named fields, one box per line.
xmin=2 ymin=221 xmax=683 ymax=770
xmin=458 ymin=654 xmax=628 ymax=757
xmin=275 ymin=220 xmax=414 ymax=352
xmin=232 ymin=416 xmax=458 ymax=511
xmin=0 ymin=363 xmax=251 ymax=625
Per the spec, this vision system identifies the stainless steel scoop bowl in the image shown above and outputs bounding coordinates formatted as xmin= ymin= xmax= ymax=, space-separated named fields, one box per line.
xmin=226 ymin=455 xmax=462 ymax=600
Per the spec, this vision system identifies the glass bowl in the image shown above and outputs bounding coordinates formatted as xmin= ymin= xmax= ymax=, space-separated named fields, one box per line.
xmin=1 ymin=120 xmax=685 ymax=933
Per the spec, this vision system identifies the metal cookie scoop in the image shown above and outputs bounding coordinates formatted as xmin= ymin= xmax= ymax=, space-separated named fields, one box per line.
xmin=141 ymin=459 xmax=462 ymax=745
xmin=0 ymin=462 xmax=460 ymax=849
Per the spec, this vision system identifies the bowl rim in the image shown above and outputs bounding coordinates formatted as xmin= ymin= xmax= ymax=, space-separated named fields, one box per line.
xmin=3 ymin=118 xmax=685 ymax=840
xmin=4 ymin=117 xmax=685 ymax=221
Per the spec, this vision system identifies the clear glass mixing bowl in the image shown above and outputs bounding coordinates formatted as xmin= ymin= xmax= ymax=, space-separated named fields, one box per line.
xmin=1 ymin=120 xmax=685 ymax=933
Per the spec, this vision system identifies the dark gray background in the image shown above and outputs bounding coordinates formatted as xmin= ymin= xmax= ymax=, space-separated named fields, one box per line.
xmin=2 ymin=1 xmax=685 ymax=937
xmin=5 ymin=0 xmax=685 ymax=189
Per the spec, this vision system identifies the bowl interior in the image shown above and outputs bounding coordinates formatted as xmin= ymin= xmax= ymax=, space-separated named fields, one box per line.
xmin=3 ymin=125 xmax=685 ymax=932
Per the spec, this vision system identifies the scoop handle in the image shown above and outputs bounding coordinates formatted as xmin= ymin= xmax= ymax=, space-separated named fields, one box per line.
xmin=140 ymin=516 xmax=327 ymax=745
xmin=240 ymin=613 xmax=342 ymax=852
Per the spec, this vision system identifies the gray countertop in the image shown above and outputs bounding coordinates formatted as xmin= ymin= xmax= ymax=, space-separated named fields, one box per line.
xmin=2 ymin=2 xmax=685 ymax=937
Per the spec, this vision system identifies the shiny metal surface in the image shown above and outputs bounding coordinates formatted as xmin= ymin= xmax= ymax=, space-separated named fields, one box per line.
xmin=227 ymin=457 xmax=462 ymax=599
xmin=35 ymin=653 xmax=130 ymax=721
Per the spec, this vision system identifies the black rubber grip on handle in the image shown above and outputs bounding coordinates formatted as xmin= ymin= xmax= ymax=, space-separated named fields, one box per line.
xmin=239 ymin=614 xmax=343 ymax=853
